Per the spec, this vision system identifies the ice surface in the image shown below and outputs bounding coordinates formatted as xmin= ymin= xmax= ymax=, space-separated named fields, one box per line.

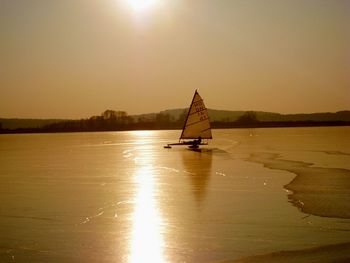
xmin=0 ymin=127 xmax=349 ymax=262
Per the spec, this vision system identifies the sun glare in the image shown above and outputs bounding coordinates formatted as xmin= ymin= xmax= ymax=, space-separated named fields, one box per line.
xmin=125 ymin=0 xmax=158 ymax=13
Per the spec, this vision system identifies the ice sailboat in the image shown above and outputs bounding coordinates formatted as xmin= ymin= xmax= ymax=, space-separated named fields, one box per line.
xmin=164 ymin=90 xmax=212 ymax=149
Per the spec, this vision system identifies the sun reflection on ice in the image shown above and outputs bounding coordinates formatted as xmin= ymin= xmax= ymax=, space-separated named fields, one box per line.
xmin=131 ymin=130 xmax=154 ymax=137
xmin=129 ymin=140 xmax=166 ymax=263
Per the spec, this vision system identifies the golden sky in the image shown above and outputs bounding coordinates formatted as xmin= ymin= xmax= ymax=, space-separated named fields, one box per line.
xmin=1 ymin=0 xmax=349 ymax=118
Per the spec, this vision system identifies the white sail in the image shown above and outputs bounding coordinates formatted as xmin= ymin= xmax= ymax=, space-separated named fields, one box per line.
xmin=180 ymin=90 xmax=212 ymax=140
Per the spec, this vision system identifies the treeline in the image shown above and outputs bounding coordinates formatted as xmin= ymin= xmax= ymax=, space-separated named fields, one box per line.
xmin=0 ymin=110 xmax=186 ymax=133
xmin=40 ymin=110 xmax=185 ymax=132
xmin=1 ymin=111 xmax=349 ymax=134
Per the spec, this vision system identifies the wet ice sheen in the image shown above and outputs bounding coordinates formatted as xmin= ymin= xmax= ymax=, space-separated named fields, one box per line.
xmin=0 ymin=127 xmax=349 ymax=262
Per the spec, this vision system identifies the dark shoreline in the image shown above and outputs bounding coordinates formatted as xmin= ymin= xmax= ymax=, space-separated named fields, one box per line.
xmin=0 ymin=121 xmax=349 ymax=134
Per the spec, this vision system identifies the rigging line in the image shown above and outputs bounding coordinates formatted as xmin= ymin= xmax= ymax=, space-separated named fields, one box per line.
xmin=184 ymin=118 xmax=210 ymax=127
xmin=200 ymin=127 xmax=211 ymax=132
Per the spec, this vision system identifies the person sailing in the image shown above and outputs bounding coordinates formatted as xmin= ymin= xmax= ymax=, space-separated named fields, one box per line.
xmin=193 ymin=136 xmax=202 ymax=146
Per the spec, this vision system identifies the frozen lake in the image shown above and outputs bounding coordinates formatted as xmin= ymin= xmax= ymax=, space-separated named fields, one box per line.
xmin=0 ymin=127 xmax=349 ymax=262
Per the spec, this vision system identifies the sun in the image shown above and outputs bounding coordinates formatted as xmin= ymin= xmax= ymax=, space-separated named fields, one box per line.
xmin=125 ymin=0 xmax=158 ymax=13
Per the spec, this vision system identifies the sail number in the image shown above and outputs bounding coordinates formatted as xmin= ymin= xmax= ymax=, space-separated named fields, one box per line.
xmin=193 ymin=101 xmax=205 ymax=112
xmin=199 ymin=115 xmax=208 ymax=121
xmin=197 ymin=111 xmax=207 ymax=119
xmin=193 ymin=101 xmax=208 ymax=121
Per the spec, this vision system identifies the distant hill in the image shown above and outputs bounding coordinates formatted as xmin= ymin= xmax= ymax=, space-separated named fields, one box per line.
xmin=159 ymin=108 xmax=246 ymax=122
xmin=157 ymin=109 xmax=350 ymax=122
xmin=1 ymin=110 xmax=349 ymax=129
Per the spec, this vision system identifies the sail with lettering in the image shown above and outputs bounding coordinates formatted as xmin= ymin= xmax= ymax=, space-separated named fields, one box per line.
xmin=164 ymin=90 xmax=212 ymax=149
xmin=180 ymin=90 xmax=212 ymax=140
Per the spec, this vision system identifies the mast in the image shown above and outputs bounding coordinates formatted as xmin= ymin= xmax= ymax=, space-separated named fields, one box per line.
xmin=179 ymin=90 xmax=198 ymax=142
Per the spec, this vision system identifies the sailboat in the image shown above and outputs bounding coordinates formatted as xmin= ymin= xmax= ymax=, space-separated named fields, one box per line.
xmin=164 ymin=90 xmax=212 ymax=149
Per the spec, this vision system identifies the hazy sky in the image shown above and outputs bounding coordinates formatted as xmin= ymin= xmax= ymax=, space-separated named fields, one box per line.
xmin=1 ymin=0 xmax=349 ymax=118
